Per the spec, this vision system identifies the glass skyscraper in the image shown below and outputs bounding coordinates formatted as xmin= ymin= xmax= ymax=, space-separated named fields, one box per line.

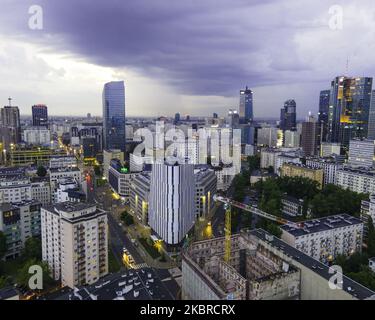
xmin=327 ymin=76 xmax=373 ymax=145
xmin=32 ymin=104 xmax=48 ymax=127
xmin=239 ymin=86 xmax=253 ymax=123
xmin=280 ymin=99 xmax=297 ymax=131
xmin=318 ymin=90 xmax=330 ymax=142
xmin=102 ymin=81 xmax=126 ymax=152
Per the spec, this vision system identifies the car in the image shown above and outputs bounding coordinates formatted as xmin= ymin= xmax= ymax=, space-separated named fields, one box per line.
xmin=119 ymin=223 xmax=123 ymax=227
xmin=122 ymin=247 xmax=129 ymax=254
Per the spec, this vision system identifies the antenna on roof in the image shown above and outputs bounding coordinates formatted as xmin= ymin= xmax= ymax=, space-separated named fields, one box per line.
xmin=346 ymin=57 xmax=350 ymax=76
xmin=8 ymin=97 xmax=12 ymax=106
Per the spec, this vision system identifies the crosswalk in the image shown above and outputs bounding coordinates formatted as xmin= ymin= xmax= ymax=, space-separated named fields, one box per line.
xmin=132 ymin=263 xmax=149 ymax=269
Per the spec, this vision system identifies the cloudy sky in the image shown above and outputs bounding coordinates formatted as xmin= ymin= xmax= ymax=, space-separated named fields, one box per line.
xmin=1 ymin=0 xmax=375 ymax=118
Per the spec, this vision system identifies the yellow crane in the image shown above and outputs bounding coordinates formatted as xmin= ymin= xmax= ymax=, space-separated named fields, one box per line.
xmin=214 ymin=195 xmax=305 ymax=263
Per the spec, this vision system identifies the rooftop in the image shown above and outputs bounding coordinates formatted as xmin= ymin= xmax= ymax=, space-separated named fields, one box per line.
xmin=250 ymin=229 xmax=375 ymax=300
xmin=281 ymin=214 xmax=363 ymax=237
xmin=38 ymin=268 xmax=178 ymax=300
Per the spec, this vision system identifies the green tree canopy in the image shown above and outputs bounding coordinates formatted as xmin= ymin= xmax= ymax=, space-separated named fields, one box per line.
xmin=0 ymin=231 xmax=6 ymax=260
xmin=36 ymin=166 xmax=47 ymax=177
xmin=22 ymin=237 xmax=42 ymax=261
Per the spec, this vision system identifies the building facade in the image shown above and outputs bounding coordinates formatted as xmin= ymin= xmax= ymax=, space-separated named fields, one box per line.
xmin=41 ymin=202 xmax=108 ymax=288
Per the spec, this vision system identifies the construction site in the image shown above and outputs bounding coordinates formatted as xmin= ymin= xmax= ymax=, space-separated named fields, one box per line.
xmin=182 ymin=229 xmax=375 ymax=300
xmin=182 ymin=230 xmax=300 ymax=300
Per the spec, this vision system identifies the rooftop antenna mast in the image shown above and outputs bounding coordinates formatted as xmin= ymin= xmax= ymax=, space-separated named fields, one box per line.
xmin=8 ymin=97 xmax=12 ymax=106
xmin=346 ymin=57 xmax=349 ymax=76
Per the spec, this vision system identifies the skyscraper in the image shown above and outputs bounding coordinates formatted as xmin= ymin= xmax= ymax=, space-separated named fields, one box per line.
xmin=318 ymin=90 xmax=330 ymax=142
xmin=239 ymin=86 xmax=253 ymax=123
xmin=32 ymin=104 xmax=48 ymax=127
xmin=148 ymin=160 xmax=195 ymax=245
xmin=327 ymin=76 xmax=373 ymax=145
xmin=301 ymin=114 xmax=319 ymax=156
xmin=368 ymin=90 xmax=375 ymax=140
xmin=280 ymin=99 xmax=297 ymax=131
xmin=174 ymin=112 xmax=181 ymax=125
xmin=0 ymin=99 xmax=21 ymax=149
xmin=102 ymin=81 xmax=126 ymax=152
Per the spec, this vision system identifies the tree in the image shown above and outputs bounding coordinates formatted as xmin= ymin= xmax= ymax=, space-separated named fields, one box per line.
xmin=36 ymin=165 xmax=47 ymax=177
xmin=94 ymin=165 xmax=101 ymax=176
xmin=247 ymin=155 xmax=260 ymax=175
xmin=366 ymin=217 xmax=375 ymax=258
xmin=0 ymin=231 xmax=6 ymax=260
xmin=22 ymin=237 xmax=42 ymax=261
xmin=120 ymin=211 xmax=134 ymax=226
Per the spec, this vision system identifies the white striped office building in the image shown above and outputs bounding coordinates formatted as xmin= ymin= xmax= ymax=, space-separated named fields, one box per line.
xmin=148 ymin=160 xmax=195 ymax=245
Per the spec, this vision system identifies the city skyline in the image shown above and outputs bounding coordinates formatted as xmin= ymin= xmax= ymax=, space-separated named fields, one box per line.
xmin=1 ymin=1 xmax=375 ymax=117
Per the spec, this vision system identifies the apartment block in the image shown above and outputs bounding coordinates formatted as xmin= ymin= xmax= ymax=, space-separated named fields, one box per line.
xmin=280 ymin=163 xmax=324 ymax=188
xmin=0 ymin=200 xmax=42 ymax=259
xmin=281 ymin=214 xmax=363 ymax=264
xmin=41 ymin=202 xmax=108 ymax=288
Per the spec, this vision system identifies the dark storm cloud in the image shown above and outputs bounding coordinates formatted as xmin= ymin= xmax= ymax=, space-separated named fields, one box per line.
xmin=1 ymin=0 xmax=320 ymax=96
xmin=1 ymin=0 xmax=375 ymax=116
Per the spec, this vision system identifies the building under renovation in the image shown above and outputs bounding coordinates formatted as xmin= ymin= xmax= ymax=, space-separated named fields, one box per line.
xmin=182 ymin=229 xmax=375 ymax=300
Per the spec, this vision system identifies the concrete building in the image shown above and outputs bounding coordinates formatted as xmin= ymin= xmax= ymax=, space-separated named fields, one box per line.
xmin=103 ymin=149 xmax=124 ymax=179
xmin=281 ymin=196 xmax=305 ymax=217
xmin=306 ymin=156 xmax=344 ymax=185
xmin=284 ymin=130 xmax=300 ymax=148
xmin=257 ymin=127 xmax=280 ymax=147
xmin=0 ymin=105 xmax=21 ymax=150
xmin=320 ymin=142 xmax=341 ymax=157
xmin=0 ymin=171 xmax=31 ymax=205
xmin=108 ymin=159 xmax=137 ymax=199
xmin=281 ymin=214 xmax=363 ymax=264
xmin=54 ymin=178 xmax=85 ymax=203
xmin=31 ymin=177 xmax=51 ymax=205
xmin=148 ymin=160 xmax=196 ymax=245
xmin=212 ymin=164 xmax=234 ymax=192
xmin=335 ymin=167 xmax=375 ymax=194
xmin=348 ymin=139 xmax=375 ymax=168
xmin=129 ymin=172 xmax=151 ymax=225
xmin=9 ymin=148 xmax=66 ymax=167
xmin=0 ymin=200 xmax=42 ymax=259
xmin=301 ymin=114 xmax=319 ymax=156
xmin=49 ymin=167 xmax=82 ymax=189
xmin=41 ymin=202 xmax=108 ymax=288
xmin=23 ymin=127 xmax=51 ymax=146
xmin=280 ymin=163 xmax=324 ymax=188
xmin=194 ymin=167 xmax=217 ymax=219
xmin=182 ymin=229 xmax=374 ymax=300
xmin=49 ymin=155 xmax=77 ymax=169
xmin=275 ymin=153 xmax=302 ymax=176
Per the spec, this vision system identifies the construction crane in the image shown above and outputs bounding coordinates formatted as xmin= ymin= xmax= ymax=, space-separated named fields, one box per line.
xmin=213 ymin=195 xmax=305 ymax=262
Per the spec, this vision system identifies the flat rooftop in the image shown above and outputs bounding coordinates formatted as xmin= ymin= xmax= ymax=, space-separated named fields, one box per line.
xmin=250 ymin=229 xmax=375 ymax=300
xmin=281 ymin=214 xmax=363 ymax=237
xmin=38 ymin=268 xmax=179 ymax=300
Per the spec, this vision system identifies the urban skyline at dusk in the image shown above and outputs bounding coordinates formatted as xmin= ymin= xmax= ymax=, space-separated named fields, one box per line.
xmin=1 ymin=1 xmax=375 ymax=117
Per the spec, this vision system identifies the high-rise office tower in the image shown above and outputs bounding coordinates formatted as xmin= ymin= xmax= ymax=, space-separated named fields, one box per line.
xmin=174 ymin=112 xmax=181 ymax=125
xmin=301 ymin=114 xmax=319 ymax=156
xmin=0 ymin=99 xmax=21 ymax=149
xmin=148 ymin=160 xmax=195 ymax=245
xmin=368 ymin=90 xmax=375 ymax=140
xmin=227 ymin=109 xmax=240 ymax=128
xmin=32 ymin=104 xmax=48 ymax=127
xmin=102 ymin=81 xmax=126 ymax=152
xmin=239 ymin=86 xmax=253 ymax=123
xmin=327 ymin=76 xmax=373 ymax=145
xmin=280 ymin=99 xmax=297 ymax=131
xmin=318 ymin=90 xmax=330 ymax=142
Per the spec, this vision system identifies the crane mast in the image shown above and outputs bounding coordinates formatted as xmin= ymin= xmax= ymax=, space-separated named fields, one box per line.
xmin=214 ymin=195 xmax=305 ymax=262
